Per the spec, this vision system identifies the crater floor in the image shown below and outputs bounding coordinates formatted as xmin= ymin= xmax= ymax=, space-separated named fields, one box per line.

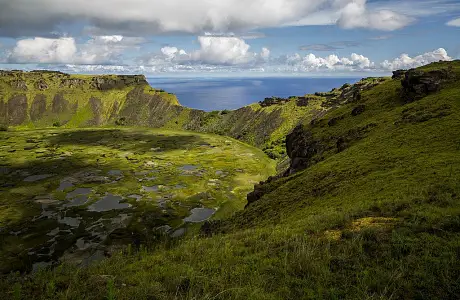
xmin=0 ymin=127 xmax=275 ymax=273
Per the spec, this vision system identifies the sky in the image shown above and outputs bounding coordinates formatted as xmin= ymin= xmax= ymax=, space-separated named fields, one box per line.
xmin=0 ymin=0 xmax=459 ymax=77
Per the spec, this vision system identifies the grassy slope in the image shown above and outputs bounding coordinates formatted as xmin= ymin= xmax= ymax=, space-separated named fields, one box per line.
xmin=0 ymin=70 xmax=366 ymax=158
xmin=0 ymin=71 xmax=180 ymax=129
xmin=3 ymin=63 xmax=460 ymax=299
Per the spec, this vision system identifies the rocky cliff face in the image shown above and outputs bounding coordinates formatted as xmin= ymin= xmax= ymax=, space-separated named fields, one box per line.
xmin=0 ymin=71 xmax=178 ymax=128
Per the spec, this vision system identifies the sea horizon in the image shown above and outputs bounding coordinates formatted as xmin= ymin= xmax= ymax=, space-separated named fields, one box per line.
xmin=147 ymin=76 xmax=362 ymax=111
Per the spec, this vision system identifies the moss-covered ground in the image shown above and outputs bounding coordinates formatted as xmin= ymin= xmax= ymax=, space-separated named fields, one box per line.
xmin=0 ymin=127 xmax=275 ymax=275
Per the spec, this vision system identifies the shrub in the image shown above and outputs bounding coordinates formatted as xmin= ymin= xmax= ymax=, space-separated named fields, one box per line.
xmin=341 ymin=83 xmax=351 ymax=90
xmin=115 ymin=117 xmax=126 ymax=126
xmin=52 ymin=121 xmax=61 ymax=127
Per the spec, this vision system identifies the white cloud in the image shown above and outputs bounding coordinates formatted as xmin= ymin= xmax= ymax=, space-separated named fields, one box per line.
xmin=8 ymin=35 xmax=145 ymax=64
xmin=191 ymin=36 xmax=254 ymax=65
xmin=160 ymin=46 xmax=187 ymax=60
xmin=281 ymin=51 xmax=374 ymax=72
xmin=0 ymin=0 xmax=415 ymax=38
xmin=337 ymin=0 xmax=414 ymax=31
xmin=261 ymin=48 xmax=270 ymax=60
xmin=446 ymin=18 xmax=460 ymax=27
xmin=143 ymin=36 xmax=269 ymax=66
xmin=9 ymin=37 xmax=78 ymax=64
xmin=380 ymin=48 xmax=452 ymax=70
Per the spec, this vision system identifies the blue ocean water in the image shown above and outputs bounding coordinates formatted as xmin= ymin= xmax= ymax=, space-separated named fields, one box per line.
xmin=147 ymin=77 xmax=361 ymax=111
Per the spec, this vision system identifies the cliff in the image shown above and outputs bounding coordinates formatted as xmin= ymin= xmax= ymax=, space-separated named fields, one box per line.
xmin=0 ymin=70 xmax=387 ymax=160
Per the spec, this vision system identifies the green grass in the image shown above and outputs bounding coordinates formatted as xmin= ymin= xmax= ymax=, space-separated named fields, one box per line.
xmin=1 ymin=61 xmax=460 ymax=299
xmin=0 ymin=127 xmax=275 ymax=274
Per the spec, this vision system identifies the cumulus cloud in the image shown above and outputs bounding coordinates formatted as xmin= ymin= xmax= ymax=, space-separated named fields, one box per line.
xmin=380 ymin=48 xmax=452 ymax=70
xmin=8 ymin=35 xmax=145 ymax=64
xmin=0 ymin=0 xmax=413 ymax=37
xmin=337 ymin=0 xmax=414 ymax=31
xmin=281 ymin=51 xmax=374 ymax=72
xmin=446 ymin=18 xmax=460 ymax=27
xmin=141 ymin=36 xmax=269 ymax=66
xmin=9 ymin=37 xmax=78 ymax=64
xmin=191 ymin=36 xmax=254 ymax=65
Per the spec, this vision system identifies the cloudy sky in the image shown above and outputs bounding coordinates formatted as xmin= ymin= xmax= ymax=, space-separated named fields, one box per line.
xmin=0 ymin=0 xmax=459 ymax=76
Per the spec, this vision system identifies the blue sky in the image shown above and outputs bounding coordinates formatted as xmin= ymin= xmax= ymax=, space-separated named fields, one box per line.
xmin=0 ymin=0 xmax=459 ymax=76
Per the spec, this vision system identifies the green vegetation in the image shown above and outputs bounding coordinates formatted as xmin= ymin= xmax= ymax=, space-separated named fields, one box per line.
xmin=0 ymin=127 xmax=275 ymax=274
xmin=1 ymin=61 xmax=460 ymax=299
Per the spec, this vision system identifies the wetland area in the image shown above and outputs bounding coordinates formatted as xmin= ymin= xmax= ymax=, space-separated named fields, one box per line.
xmin=0 ymin=128 xmax=275 ymax=273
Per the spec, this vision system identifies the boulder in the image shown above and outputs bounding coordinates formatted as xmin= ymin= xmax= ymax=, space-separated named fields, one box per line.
xmin=328 ymin=115 xmax=345 ymax=126
xmin=35 ymin=79 xmax=48 ymax=90
xmin=392 ymin=70 xmax=406 ymax=79
xmin=351 ymin=105 xmax=366 ymax=116
xmin=285 ymin=125 xmax=324 ymax=175
xmin=400 ymin=67 xmax=455 ymax=103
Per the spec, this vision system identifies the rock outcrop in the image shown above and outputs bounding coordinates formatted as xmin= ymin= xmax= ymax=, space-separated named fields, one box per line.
xmin=285 ymin=125 xmax=324 ymax=175
xmin=91 ymin=75 xmax=148 ymax=90
xmin=400 ymin=67 xmax=455 ymax=103
xmin=60 ymin=78 xmax=86 ymax=88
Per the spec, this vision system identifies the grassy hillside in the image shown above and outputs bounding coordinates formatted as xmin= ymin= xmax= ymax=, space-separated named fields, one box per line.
xmin=2 ymin=62 xmax=459 ymax=299
xmin=0 ymin=70 xmax=385 ymax=159
xmin=0 ymin=71 xmax=180 ymax=129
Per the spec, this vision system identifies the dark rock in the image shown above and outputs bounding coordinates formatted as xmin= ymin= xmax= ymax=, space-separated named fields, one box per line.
xmin=51 ymin=93 xmax=69 ymax=114
xmin=10 ymin=80 xmax=28 ymax=90
xmin=245 ymin=175 xmax=281 ymax=207
xmin=247 ymin=183 xmax=265 ymax=205
xmin=87 ymin=97 xmax=102 ymax=126
xmin=91 ymin=75 xmax=147 ymax=90
xmin=351 ymin=105 xmax=366 ymax=116
xmin=259 ymin=96 xmax=290 ymax=107
xmin=35 ymin=79 xmax=48 ymax=90
xmin=285 ymin=125 xmax=324 ymax=175
xmin=392 ymin=70 xmax=406 ymax=79
xmin=60 ymin=78 xmax=86 ymax=88
xmin=352 ymin=90 xmax=362 ymax=102
xmin=30 ymin=95 xmax=47 ymax=121
xmin=335 ymin=123 xmax=377 ymax=153
xmin=328 ymin=115 xmax=345 ymax=126
xmin=8 ymin=94 xmax=28 ymax=125
xmin=296 ymin=97 xmax=310 ymax=107
xmin=200 ymin=220 xmax=223 ymax=237
xmin=336 ymin=137 xmax=347 ymax=153
xmin=400 ymin=68 xmax=455 ymax=103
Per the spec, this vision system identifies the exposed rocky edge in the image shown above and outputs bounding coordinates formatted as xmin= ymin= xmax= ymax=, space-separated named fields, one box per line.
xmin=285 ymin=125 xmax=324 ymax=176
xmin=392 ymin=70 xmax=406 ymax=79
xmin=9 ymin=80 xmax=28 ymax=90
xmin=0 ymin=70 xmax=149 ymax=91
xmin=91 ymin=75 xmax=148 ymax=90
xmin=60 ymin=78 xmax=86 ymax=88
xmin=244 ymin=66 xmax=457 ymax=207
xmin=319 ymin=77 xmax=386 ymax=108
xmin=35 ymin=79 xmax=49 ymax=90
xmin=259 ymin=96 xmax=293 ymax=107
xmin=400 ymin=67 xmax=455 ymax=103
xmin=245 ymin=81 xmax=386 ymax=206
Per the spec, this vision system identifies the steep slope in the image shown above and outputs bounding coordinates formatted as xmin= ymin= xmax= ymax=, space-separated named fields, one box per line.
xmin=3 ymin=61 xmax=460 ymax=299
xmin=0 ymin=70 xmax=180 ymax=128
xmin=0 ymin=70 xmax=386 ymax=159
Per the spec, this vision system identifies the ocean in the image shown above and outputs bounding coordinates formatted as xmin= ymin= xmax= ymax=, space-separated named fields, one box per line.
xmin=147 ymin=77 xmax=361 ymax=111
